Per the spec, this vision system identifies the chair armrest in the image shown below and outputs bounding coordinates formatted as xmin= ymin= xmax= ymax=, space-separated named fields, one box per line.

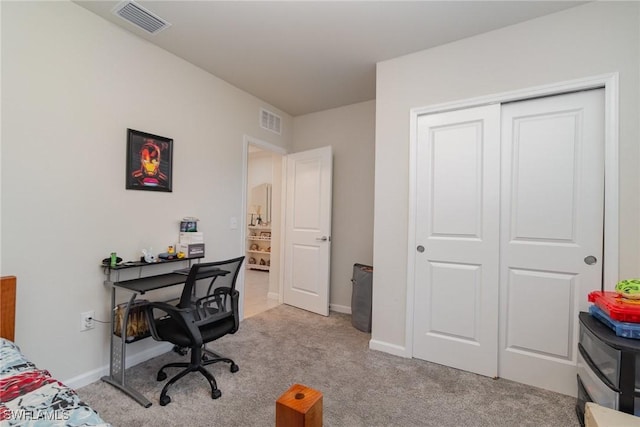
xmin=194 ymin=286 xmax=232 ymax=305
xmin=193 ymin=286 xmax=232 ymax=317
xmin=192 ymin=288 xmax=240 ymax=332
xmin=145 ymin=301 xmax=203 ymax=347
xmin=230 ymin=289 xmax=240 ymax=332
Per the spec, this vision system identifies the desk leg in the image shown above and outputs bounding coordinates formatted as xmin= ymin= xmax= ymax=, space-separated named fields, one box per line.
xmin=101 ymin=287 xmax=153 ymax=408
xmin=101 ymin=375 xmax=152 ymax=408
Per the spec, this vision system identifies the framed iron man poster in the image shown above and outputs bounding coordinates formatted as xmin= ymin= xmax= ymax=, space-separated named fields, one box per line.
xmin=125 ymin=128 xmax=173 ymax=192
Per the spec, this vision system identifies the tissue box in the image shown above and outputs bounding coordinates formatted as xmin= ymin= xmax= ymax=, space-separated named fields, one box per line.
xmin=179 ymin=232 xmax=204 ymax=244
xmin=176 ymin=243 xmax=205 ymax=258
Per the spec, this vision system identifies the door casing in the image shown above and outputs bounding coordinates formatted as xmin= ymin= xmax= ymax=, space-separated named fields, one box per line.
xmin=406 ymin=73 xmax=619 ymax=359
xmin=241 ymin=138 xmax=333 ymax=318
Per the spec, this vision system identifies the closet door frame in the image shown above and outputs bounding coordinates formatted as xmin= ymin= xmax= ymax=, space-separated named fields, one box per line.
xmin=406 ymin=72 xmax=619 ymax=357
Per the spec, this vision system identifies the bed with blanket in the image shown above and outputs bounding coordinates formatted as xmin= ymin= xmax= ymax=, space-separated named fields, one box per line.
xmin=0 ymin=276 xmax=110 ymax=426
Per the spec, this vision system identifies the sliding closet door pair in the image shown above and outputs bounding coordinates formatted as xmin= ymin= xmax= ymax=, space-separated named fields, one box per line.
xmin=413 ymin=90 xmax=604 ymax=395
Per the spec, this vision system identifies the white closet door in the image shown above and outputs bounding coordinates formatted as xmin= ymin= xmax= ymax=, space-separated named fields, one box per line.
xmin=413 ymin=104 xmax=500 ymax=377
xmin=499 ymin=89 xmax=604 ymax=395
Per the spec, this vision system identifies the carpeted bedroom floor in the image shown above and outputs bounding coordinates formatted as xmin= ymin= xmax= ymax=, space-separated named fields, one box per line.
xmin=78 ymin=304 xmax=580 ymax=427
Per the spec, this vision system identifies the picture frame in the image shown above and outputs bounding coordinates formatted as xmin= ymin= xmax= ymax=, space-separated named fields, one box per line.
xmin=125 ymin=128 xmax=173 ymax=192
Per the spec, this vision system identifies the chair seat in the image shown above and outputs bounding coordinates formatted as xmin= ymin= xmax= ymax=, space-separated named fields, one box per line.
xmin=156 ymin=316 xmax=236 ymax=347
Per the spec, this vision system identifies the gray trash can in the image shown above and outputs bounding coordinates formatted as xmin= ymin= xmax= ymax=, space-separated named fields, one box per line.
xmin=351 ymin=263 xmax=373 ymax=332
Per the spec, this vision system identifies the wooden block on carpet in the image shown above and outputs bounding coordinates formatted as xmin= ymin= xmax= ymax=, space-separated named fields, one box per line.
xmin=585 ymin=402 xmax=640 ymax=427
xmin=276 ymin=383 xmax=322 ymax=427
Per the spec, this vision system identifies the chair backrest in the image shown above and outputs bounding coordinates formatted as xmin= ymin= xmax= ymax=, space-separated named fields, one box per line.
xmin=178 ymin=256 xmax=245 ymax=318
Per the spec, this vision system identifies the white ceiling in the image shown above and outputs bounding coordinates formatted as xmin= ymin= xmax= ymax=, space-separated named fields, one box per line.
xmin=73 ymin=1 xmax=585 ymax=116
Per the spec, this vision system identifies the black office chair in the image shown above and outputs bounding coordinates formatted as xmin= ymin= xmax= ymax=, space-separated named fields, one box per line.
xmin=145 ymin=256 xmax=245 ymax=406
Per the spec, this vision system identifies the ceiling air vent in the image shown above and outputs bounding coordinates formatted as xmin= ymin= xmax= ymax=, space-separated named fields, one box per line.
xmin=112 ymin=1 xmax=171 ymax=35
xmin=260 ymin=108 xmax=282 ymax=135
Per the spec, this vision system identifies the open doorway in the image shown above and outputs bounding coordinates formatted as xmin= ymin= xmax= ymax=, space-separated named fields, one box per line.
xmin=243 ymin=136 xmax=285 ymax=318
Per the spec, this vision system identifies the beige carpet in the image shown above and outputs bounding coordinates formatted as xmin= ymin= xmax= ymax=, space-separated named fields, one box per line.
xmin=78 ymin=305 xmax=580 ymax=427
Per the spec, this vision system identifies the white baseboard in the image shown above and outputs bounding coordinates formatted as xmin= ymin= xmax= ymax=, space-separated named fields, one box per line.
xmin=369 ymin=339 xmax=410 ymax=358
xmin=267 ymin=292 xmax=279 ymax=300
xmin=330 ymin=303 xmax=351 ymax=314
xmin=63 ymin=342 xmax=172 ymax=389
xmin=63 ymin=365 xmax=107 ymax=391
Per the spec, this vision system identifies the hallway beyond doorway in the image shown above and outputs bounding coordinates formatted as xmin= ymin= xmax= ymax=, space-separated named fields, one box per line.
xmin=244 ymin=269 xmax=279 ymax=318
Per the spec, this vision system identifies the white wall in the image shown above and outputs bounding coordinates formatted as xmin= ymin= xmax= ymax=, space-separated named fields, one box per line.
xmin=373 ymin=2 xmax=640 ymax=353
xmin=1 ymin=1 xmax=292 ymax=384
xmin=293 ymin=100 xmax=375 ymax=312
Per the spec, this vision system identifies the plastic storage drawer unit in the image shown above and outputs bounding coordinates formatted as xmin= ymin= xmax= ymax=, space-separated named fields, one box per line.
xmin=576 ymin=375 xmax=593 ymax=427
xmin=578 ymin=348 xmax=622 ymax=411
xmin=580 ymin=318 xmax=640 ymax=390
xmin=577 ymin=312 xmax=640 ymax=418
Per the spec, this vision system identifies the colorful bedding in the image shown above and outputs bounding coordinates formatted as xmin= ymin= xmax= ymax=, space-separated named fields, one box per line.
xmin=0 ymin=338 xmax=110 ymax=427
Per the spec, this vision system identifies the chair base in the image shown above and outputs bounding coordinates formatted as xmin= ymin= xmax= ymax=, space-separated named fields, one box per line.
xmin=203 ymin=348 xmax=239 ymax=372
xmin=155 ymin=347 xmax=239 ymax=406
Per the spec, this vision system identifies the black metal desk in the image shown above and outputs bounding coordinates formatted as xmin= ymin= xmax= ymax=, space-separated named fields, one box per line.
xmin=101 ymin=259 xmax=227 ymax=407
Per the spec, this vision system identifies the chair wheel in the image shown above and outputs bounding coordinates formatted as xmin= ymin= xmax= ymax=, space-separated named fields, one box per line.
xmin=157 ymin=371 xmax=167 ymax=381
xmin=159 ymin=395 xmax=171 ymax=406
xmin=173 ymin=345 xmax=188 ymax=356
xmin=230 ymin=363 xmax=239 ymax=373
xmin=212 ymin=389 xmax=222 ymax=399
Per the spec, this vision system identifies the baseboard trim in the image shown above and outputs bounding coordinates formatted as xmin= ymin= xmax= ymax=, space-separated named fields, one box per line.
xmin=63 ymin=365 xmax=106 ymax=391
xmin=63 ymin=342 xmax=172 ymax=389
xmin=369 ymin=339 xmax=410 ymax=358
xmin=267 ymin=292 xmax=279 ymax=300
xmin=330 ymin=303 xmax=351 ymax=314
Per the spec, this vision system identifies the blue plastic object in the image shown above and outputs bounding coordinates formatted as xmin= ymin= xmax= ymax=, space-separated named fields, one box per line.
xmin=589 ymin=304 xmax=640 ymax=339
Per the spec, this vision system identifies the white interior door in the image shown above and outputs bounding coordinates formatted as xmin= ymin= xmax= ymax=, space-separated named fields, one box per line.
xmin=413 ymin=104 xmax=500 ymax=377
xmin=283 ymin=146 xmax=333 ymax=316
xmin=499 ymin=89 xmax=604 ymax=395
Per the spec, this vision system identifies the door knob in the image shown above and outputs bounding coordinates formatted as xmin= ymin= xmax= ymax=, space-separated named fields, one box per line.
xmin=584 ymin=255 xmax=597 ymax=265
xmin=316 ymin=236 xmax=328 ymax=242
xmin=417 ymin=245 xmax=425 ymax=253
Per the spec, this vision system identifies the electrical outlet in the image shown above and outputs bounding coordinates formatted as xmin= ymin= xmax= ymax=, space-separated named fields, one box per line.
xmin=80 ymin=310 xmax=95 ymax=332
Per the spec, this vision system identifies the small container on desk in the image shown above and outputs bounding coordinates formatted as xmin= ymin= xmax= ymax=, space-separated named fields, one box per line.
xmin=176 ymin=243 xmax=205 ymax=259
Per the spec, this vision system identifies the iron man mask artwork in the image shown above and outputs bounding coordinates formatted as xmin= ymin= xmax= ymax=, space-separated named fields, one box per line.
xmin=131 ymin=139 xmax=168 ymax=187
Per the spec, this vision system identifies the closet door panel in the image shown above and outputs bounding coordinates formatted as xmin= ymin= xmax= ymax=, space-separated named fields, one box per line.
xmin=413 ymin=104 xmax=500 ymax=378
xmin=499 ymin=89 xmax=604 ymax=396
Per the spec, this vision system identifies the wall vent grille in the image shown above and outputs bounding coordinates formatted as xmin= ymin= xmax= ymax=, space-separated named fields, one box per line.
xmin=260 ymin=108 xmax=282 ymax=135
xmin=112 ymin=1 xmax=171 ymax=35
